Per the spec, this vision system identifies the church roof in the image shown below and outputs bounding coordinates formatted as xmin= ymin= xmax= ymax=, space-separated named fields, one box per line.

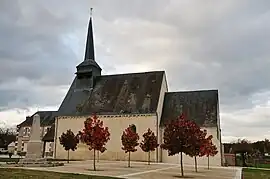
xmin=160 ymin=89 xmax=219 ymax=127
xmin=17 ymin=111 xmax=57 ymax=128
xmin=58 ymin=71 xmax=165 ymax=116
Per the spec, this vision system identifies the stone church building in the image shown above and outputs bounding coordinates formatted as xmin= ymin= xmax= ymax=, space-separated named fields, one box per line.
xmin=17 ymin=15 xmax=224 ymax=166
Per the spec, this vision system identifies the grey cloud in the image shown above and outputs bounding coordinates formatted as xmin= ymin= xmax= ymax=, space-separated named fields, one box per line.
xmin=0 ymin=0 xmax=90 ymax=108
xmin=0 ymin=0 xmax=269 ymax=142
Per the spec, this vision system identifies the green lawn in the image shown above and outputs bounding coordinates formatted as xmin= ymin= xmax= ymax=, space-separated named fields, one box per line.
xmin=0 ymin=168 xmax=120 ymax=179
xmin=0 ymin=157 xmax=80 ymax=163
xmin=255 ymin=163 xmax=270 ymax=169
xmin=243 ymin=168 xmax=270 ymax=179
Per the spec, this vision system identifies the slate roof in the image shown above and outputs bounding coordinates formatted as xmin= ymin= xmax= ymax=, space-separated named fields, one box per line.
xmin=160 ymin=90 xmax=219 ymax=127
xmin=17 ymin=111 xmax=57 ymax=128
xmin=58 ymin=71 xmax=165 ymax=115
xmin=76 ymin=59 xmax=101 ymax=73
xmin=42 ymin=124 xmax=55 ymax=142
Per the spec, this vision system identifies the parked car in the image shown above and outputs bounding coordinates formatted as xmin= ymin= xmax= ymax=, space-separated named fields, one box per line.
xmin=0 ymin=148 xmax=8 ymax=154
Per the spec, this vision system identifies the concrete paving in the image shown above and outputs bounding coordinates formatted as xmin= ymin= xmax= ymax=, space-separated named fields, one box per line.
xmin=3 ymin=160 xmax=239 ymax=179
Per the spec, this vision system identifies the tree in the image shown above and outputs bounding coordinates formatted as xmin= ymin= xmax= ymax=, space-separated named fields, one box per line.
xmin=59 ymin=129 xmax=79 ymax=163
xmin=253 ymin=140 xmax=266 ymax=155
xmin=140 ymin=128 xmax=159 ymax=165
xmin=78 ymin=115 xmax=110 ymax=171
xmin=0 ymin=128 xmax=16 ymax=148
xmin=187 ymin=128 xmax=207 ymax=172
xmin=264 ymin=139 xmax=270 ymax=154
xmin=199 ymin=135 xmax=218 ymax=169
xmin=233 ymin=139 xmax=252 ymax=167
xmin=160 ymin=114 xmax=197 ymax=177
xmin=121 ymin=125 xmax=139 ymax=167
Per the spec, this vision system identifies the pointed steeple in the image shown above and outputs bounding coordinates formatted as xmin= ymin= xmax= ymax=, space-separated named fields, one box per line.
xmin=76 ymin=8 xmax=101 ymax=84
xmin=84 ymin=8 xmax=95 ymax=61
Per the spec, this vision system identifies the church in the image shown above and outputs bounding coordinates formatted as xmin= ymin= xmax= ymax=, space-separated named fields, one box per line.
xmin=17 ymin=15 xmax=224 ymax=166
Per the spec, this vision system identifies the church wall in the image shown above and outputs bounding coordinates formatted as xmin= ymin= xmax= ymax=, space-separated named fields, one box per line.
xmin=161 ymin=127 xmax=222 ymax=166
xmin=156 ymin=73 xmax=168 ymax=162
xmin=54 ymin=114 xmax=158 ymax=162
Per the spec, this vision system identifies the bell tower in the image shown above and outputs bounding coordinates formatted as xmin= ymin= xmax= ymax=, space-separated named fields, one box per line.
xmin=75 ymin=9 xmax=101 ymax=87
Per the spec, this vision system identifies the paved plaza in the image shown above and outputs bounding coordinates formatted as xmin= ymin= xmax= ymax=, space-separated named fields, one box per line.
xmin=16 ymin=160 xmax=240 ymax=179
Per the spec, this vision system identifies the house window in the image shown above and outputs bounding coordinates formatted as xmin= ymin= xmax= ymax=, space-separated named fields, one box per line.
xmin=24 ymin=127 xmax=31 ymax=136
xmin=21 ymin=142 xmax=24 ymax=151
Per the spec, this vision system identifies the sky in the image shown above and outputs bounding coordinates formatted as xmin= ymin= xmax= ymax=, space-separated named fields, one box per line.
xmin=0 ymin=0 xmax=269 ymax=143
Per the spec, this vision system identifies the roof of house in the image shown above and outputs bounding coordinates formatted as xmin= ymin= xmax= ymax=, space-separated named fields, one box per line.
xmin=42 ymin=124 xmax=55 ymax=142
xmin=57 ymin=71 xmax=165 ymax=116
xmin=160 ymin=89 xmax=219 ymax=127
xmin=17 ymin=111 xmax=57 ymax=128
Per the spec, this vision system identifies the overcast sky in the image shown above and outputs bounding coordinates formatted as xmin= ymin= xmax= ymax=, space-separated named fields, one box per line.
xmin=0 ymin=0 xmax=269 ymax=143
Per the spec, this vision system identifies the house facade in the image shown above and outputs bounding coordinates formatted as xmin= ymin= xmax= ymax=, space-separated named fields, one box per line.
xmin=17 ymin=111 xmax=56 ymax=157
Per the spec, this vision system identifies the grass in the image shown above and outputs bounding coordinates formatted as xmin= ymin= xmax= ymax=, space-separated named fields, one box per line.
xmin=0 ymin=168 xmax=120 ymax=179
xmin=0 ymin=158 xmax=19 ymax=163
xmin=243 ymin=168 xmax=270 ymax=179
xmin=255 ymin=163 xmax=270 ymax=169
xmin=0 ymin=157 xmax=80 ymax=163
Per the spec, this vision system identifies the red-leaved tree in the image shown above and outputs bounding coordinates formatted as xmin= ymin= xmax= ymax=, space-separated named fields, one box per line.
xmin=59 ymin=129 xmax=79 ymax=163
xmin=199 ymin=135 xmax=218 ymax=169
xmin=186 ymin=126 xmax=206 ymax=172
xmin=121 ymin=125 xmax=139 ymax=167
xmin=161 ymin=114 xmax=197 ymax=177
xmin=140 ymin=128 xmax=159 ymax=165
xmin=78 ymin=115 xmax=110 ymax=171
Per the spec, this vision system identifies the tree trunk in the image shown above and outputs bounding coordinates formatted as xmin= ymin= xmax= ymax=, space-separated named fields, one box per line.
xmin=93 ymin=149 xmax=96 ymax=171
xmin=67 ymin=150 xmax=70 ymax=163
xmin=241 ymin=153 xmax=247 ymax=167
xmin=148 ymin=151 xmax=151 ymax=165
xmin=195 ymin=156 xmax=198 ymax=172
xmin=180 ymin=152 xmax=184 ymax=177
xmin=97 ymin=151 xmax=99 ymax=162
xmin=128 ymin=152 xmax=131 ymax=167
xmin=208 ymin=156 xmax=210 ymax=170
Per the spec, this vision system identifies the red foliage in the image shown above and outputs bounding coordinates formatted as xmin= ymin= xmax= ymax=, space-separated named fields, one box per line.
xmin=160 ymin=115 xmax=200 ymax=156
xmin=140 ymin=128 xmax=159 ymax=152
xmin=78 ymin=114 xmax=110 ymax=153
xmin=199 ymin=135 xmax=218 ymax=157
xmin=186 ymin=125 xmax=206 ymax=158
xmin=161 ymin=114 xmax=204 ymax=176
xmin=121 ymin=125 xmax=139 ymax=153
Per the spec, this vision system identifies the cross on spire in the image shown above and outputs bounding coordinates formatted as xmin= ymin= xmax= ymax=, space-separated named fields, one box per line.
xmin=90 ymin=7 xmax=93 ymax=17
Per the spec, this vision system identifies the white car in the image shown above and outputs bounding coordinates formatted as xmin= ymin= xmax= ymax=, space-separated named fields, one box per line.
xmin=0 ymin=148 xmax=8 ymax=154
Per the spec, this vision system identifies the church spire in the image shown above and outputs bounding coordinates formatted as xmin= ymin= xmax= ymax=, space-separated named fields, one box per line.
xmin=84 ymin=8 xmax=95 ymax=61
xmin=76 ymin=8 xmax=101 ymax=81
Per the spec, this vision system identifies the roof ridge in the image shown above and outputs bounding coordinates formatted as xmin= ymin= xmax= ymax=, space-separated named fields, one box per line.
xmin=100 ymin=70 xmax=165 ymax=78
xmin=166 ymin=89 xmax=218 ymax=94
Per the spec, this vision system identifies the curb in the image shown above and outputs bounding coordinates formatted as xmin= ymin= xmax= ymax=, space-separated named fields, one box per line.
xmin=234 ymin=167 xmax=242 ymax=179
